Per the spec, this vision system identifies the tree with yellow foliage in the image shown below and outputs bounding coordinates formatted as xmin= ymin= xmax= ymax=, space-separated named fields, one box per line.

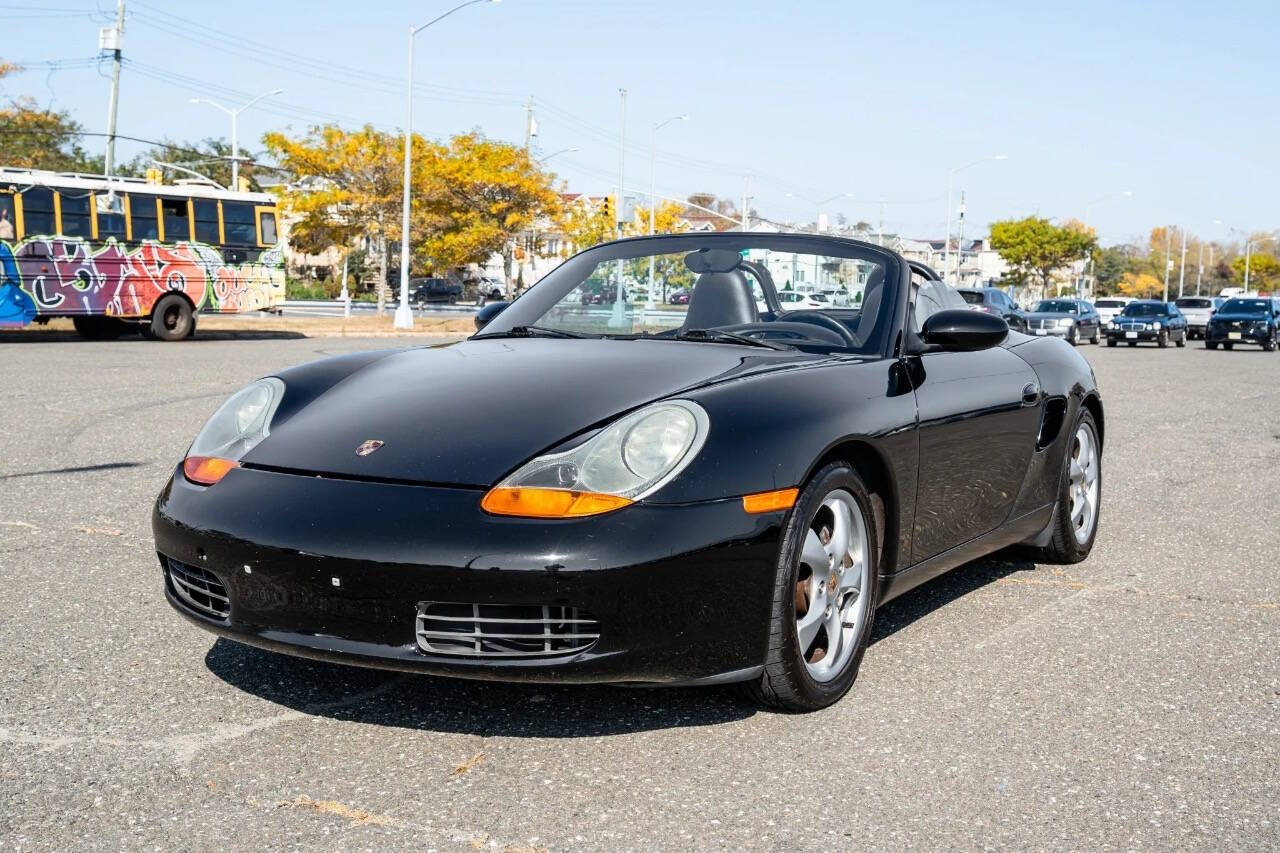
xmin=1115 ymin=271 xmax=1163 ymax=298
xmin=558 ymin=197 xmax=617 ymax=254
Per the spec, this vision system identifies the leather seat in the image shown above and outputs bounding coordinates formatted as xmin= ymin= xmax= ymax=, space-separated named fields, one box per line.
xmin=682 ymin=270 xmax=757 ymax=330
xmin=853 ymin=267 xmax=885 ymax=344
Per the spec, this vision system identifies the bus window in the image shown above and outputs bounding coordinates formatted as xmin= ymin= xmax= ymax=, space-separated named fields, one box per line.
xmin=129 ymin=195 xmax=159 ymax=241
xmin=0 ymin=192 xmax=15 ymax=241
xmin=222 ymin=201 xmax=256 ymax=245
xmin=96 ymin=193 xmax=127 ymax=241
xmin=59 ymin=192 xmax=94 ymax=238
xmin=160 ymin=197 xmax=191 ymax=242
xmin=193 ymin=199 xmax=220 ymax=244
xmin=257 ymin=208 xmax=278 ymax=245
xmin=21 ymin=187 xmax=56 ymax=236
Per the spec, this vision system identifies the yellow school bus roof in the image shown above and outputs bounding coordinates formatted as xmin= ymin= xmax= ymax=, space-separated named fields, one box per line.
xmin=0 ymin=167 xmax=277 ymax=205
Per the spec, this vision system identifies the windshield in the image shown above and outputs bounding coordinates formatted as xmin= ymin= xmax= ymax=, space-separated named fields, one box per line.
xmin=1094 ymin=299 xmax=1126 ymax=308
xmin=958 ymin=290 xmax=985 ymax=305
xmin=1034 ymin=300 xmax=1078 ymax=313
xmin=1218 ymin=299 xmax=1269 ymax=315
xmin=1121 ymin=302 xmax=1169 ymax=317
xmin=1176 ymin=298 xmax=1212 ymax=309
xmin=476 ymin=236 xmax=896 ymax=354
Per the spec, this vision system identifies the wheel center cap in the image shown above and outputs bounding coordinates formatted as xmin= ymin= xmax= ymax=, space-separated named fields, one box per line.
xmin=827 ymin=573 xmax=839 ymax=595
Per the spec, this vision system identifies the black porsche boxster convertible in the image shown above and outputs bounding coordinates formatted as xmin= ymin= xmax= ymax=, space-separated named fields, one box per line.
xmin=153 ymin=234 xmax=1103 ymax=711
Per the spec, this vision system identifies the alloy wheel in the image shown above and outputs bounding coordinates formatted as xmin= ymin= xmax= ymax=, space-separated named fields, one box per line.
xmin=1068 ymin=422 xmax=1100 ymax=544
xmin=794 ymin=490 xmax=871 ymax=683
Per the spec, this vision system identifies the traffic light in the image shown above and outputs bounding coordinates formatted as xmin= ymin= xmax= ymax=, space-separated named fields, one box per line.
xmin=601 ymin=195 xmax=614 ymax=222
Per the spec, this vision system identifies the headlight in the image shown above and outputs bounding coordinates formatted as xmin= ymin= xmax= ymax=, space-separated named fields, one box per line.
xmin=183 ymin=378 xmax=285 ymax=485
xmin=1108 ymin=320 xmax=1117 ymax=329
xmin=1057 ymin=318 xmax=1074 ymax=327
xmin=1152 ymin=321 xmax=1161 ymax=330
xmin=482 ymin=400 xmax=710 ymax=518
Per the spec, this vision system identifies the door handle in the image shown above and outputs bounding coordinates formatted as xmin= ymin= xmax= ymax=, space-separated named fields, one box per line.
xmin=1021 ymin=382 xmax=1040 ymax=406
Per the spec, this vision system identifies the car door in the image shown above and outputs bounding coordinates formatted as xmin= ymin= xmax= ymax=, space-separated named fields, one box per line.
xmin=906 ymin=280 xmax=1042 ymax=563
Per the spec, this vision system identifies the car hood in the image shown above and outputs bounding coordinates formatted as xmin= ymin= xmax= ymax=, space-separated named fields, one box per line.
xmin=1026 ymin=312 xmax=1080 ymax=321
xmin=1212 ymin=312 xmax=1270 ymax=322
xmin=244 ymin=337 xmax=820 ymax=486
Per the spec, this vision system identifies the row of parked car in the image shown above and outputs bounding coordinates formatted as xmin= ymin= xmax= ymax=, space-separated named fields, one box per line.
xmin=957 ymin=288 xmax=1280 ymax=352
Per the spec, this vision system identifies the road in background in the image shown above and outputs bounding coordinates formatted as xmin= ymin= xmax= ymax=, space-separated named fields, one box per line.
xmin=1 ymin=339 xmax=1276 ymax=850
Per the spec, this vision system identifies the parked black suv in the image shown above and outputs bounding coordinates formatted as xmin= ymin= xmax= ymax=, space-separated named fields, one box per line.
xmin=1105 ymin=300 xmax=1188 ymax=348
xmin=407 ymin=277 xmax=464 ymax=305
xmin=1205 ymin=297 xmax=1280 ymax=351
xmin=956 ymin=286 xmax=1027 ymax=332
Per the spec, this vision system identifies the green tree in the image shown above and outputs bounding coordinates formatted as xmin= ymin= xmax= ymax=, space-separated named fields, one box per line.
xmin=989 ymin=216 xmax=1097 ymax=292
xmin=1 ymin=61 xmax=102 ymax=172
xmin=559 ymin=197 xmax=616 ymax=252
xmin=119 ymin=138 xmax=255 ymax=190
xmin=1231 ymin=252 xmax=1280 ymax=290
xmin=1092 ymin=245 xmax=1136 ymax=295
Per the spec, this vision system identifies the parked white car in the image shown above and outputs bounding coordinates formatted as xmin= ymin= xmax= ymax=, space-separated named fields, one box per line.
xmin=1092 ymin=297 xmax=1134 ymax=325
xmin=777 ymin=291 xmax=826 ymax=310
xmin=1174 ymin=296 xmax=1222 ymax=339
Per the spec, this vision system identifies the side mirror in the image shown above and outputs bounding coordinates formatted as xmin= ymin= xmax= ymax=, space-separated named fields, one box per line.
xmin=920 ymin=309 xmax=1008 ymax=352
xmin=474 ymin=300 xmax=509 ymax=331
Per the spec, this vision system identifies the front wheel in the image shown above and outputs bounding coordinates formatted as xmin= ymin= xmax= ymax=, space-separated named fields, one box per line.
xmin=1224 ymin=342 xmax=1234 ymax=351
xmin=1091 ymin=329 xmax=1100 ymax=345
xmin=1175 ymin=331 xmax=1186 ymax=348
xmin=1157 ymin=330 xmax=1169 ymax=348
xmin=1264 ymin=334 xmax=1277 ymax=353
xmin=1068 ymin=326 xmax=1080 ymax=346
xmin=1107 ymin=338 xmax=1117 ymax=347
xmin=1030 ymin=407 xmax=1101 ymax=564
xmin=1206 ymin=341 xmax=1218 ymax=350
xmin=740 ymin=462 xmax=880 ymax=712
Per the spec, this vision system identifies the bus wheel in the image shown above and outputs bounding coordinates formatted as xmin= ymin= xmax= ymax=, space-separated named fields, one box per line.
xmin=149 ymin=295 xmax=194 ymax=341
xmin=72 ymin=316 xmax=129 ymax=340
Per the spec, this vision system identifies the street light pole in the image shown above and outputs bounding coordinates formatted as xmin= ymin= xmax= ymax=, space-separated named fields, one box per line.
xmin=943 ymin=155 xmax=1006 ymax=282
xmin=536 ymin=147 xmax=579 ymax=164
xmin=190 ymin=88 xmax=283 ymax=189
xmin=395 ymin=0 xmax=499 ymax=330
xmin=647 ymin=114 xmax=686 ymax=310
xmin=1162 ymin=226 xmax=1172 ymax=303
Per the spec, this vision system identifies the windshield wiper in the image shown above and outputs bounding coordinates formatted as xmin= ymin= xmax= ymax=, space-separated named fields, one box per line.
xmin=670 ymin=328 xmax=791 ymax=351
xmin=474 ymin=325 xmax=590 ymax=340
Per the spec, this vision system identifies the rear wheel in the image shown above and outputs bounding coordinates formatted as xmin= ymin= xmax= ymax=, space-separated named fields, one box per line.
xmin=1068 ymin=326 xmax=1080 ymax=346
xmin=1030 ymin=408 xmax=1100 ymax=564
xmin=741 ymin=462 xmax=879 ymax=712
xmin=1091 ymin=328 xmax=1099 ymax=344
xmin=148 ymin=294 xmax=194 ymax=341
xmin=72 ymin=316 xmax=129 ymax=340
xmin=1175 ymin=330 xmax=1186 ymax=348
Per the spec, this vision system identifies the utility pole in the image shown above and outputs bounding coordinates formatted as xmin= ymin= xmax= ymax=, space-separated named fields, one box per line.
xmin=610 ymin=88 xmax=627 ymax=327
xmin=523 ymin=95 xmax=536 ymax=152
xmin=1177 ymin=229 xmax=1187 ymax=298
xmin=1195 ymin=242 xmax=1204 ymax=296
xmin=877 ymin=196 xmax=884 ymax=246
xmin=742 ymin=171 xmax=751 ymax=231
xmin=1162 ymin=226 xmax=1172 ymax=302
xmin=954 ymin=191 xmax=966 ymax=283
xmin=1206 ymin=244 xmax=1214 ymax=295
xmin=101 ymin=0 xmax=125 ymax=177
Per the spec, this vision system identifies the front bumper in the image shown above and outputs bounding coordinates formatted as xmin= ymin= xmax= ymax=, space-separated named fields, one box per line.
xmin=1106 ymin=328 xmax=1160 ymax=342
xmin=1029 ymin=325 xmax=1073 ymax=338
xmin=1205 ymin=326 xmax=1272 ymax=346
xmin=152 ymin=465 xmax=783 ymax=685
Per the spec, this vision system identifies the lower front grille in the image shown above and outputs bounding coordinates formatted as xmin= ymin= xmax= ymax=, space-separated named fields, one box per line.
xmin=165 ymin=557 xmax=230 ymax=620
xmin=415 ymin=602 xmax=599 ymax=659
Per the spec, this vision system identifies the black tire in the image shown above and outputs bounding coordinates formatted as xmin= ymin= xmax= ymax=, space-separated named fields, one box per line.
xmin=739 ymin=462 xmax=881 ymax=712
xmin=1175 ymin=331 xmax=1186 ymax=348
xmin=1068 ymin=326 xmax=1079 ymax=346
xmin=1091 ymin=329 xmax=1099 ymax=345
xmin=1127 ymin=341 xmax=1137 ymax=347
xmin=1224 ymin=342 xmax=1234 ymax=351
xmin=1264 ymin=335 xmax=1276 ymax=353
xmin=1106 ymin=338 xmax=1117 ymax=347
xmin=1029 ymin=407 xmax=1101 ymax=564
xmin=1157 ymin=330 xmax=1168 ymax=348
xmin=72 ymin=316 xmax=129 ymax=340
xmin=149 ymin=294 xmax=194 ymax=341
xmin=1206 ymin=341 xmax=1217 ymax=350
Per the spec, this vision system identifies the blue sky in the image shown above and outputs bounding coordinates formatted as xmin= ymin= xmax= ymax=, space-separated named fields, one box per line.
xmin=4 ymin=0 xmax=1278 ymax=245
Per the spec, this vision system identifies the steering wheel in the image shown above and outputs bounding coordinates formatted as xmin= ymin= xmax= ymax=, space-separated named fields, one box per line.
xmin=718 ymin=320 xmax=852 ymax=349
xmin=773 ymin=311 xmax=859 ymax=349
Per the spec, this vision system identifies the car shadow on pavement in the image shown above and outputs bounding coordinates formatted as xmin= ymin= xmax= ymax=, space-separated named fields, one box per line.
xmin=0 ymin=330 xmax=307 ymax=342
xmin=870 ymin=549 xmax=1036 ymax=645
xmin=204 ymin=638 xmax=757 ymax=736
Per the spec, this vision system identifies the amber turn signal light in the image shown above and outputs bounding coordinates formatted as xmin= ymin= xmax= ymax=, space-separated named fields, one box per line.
xmin=742 ymin=487 xmax=799 ymax=514
xmin=183 ymin=456 xmax=239 ymax=486
xmin=480 ymin=487 xmax=633 ymax=518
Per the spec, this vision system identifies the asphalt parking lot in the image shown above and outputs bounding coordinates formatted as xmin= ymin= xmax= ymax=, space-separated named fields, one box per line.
xmin=2 ymin=336 xmax=1277 ymax=851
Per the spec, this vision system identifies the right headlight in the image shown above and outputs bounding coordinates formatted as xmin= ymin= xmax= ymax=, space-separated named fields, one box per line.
xmin=183 ymin=378 xmax=285 ymax=486
xmin=481 ymin=400 xmax=710 ymax=518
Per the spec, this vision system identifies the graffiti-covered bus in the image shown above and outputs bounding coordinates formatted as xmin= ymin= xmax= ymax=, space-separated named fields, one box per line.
xmin=0 ymin=168 xmax=284 ymax=340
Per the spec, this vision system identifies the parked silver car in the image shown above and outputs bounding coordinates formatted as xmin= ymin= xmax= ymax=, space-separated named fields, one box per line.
xmin=1093 ymin=297 xmax=1134 ymax=325
xmin=1174 ymin=296 xmax=1221 ymax=339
